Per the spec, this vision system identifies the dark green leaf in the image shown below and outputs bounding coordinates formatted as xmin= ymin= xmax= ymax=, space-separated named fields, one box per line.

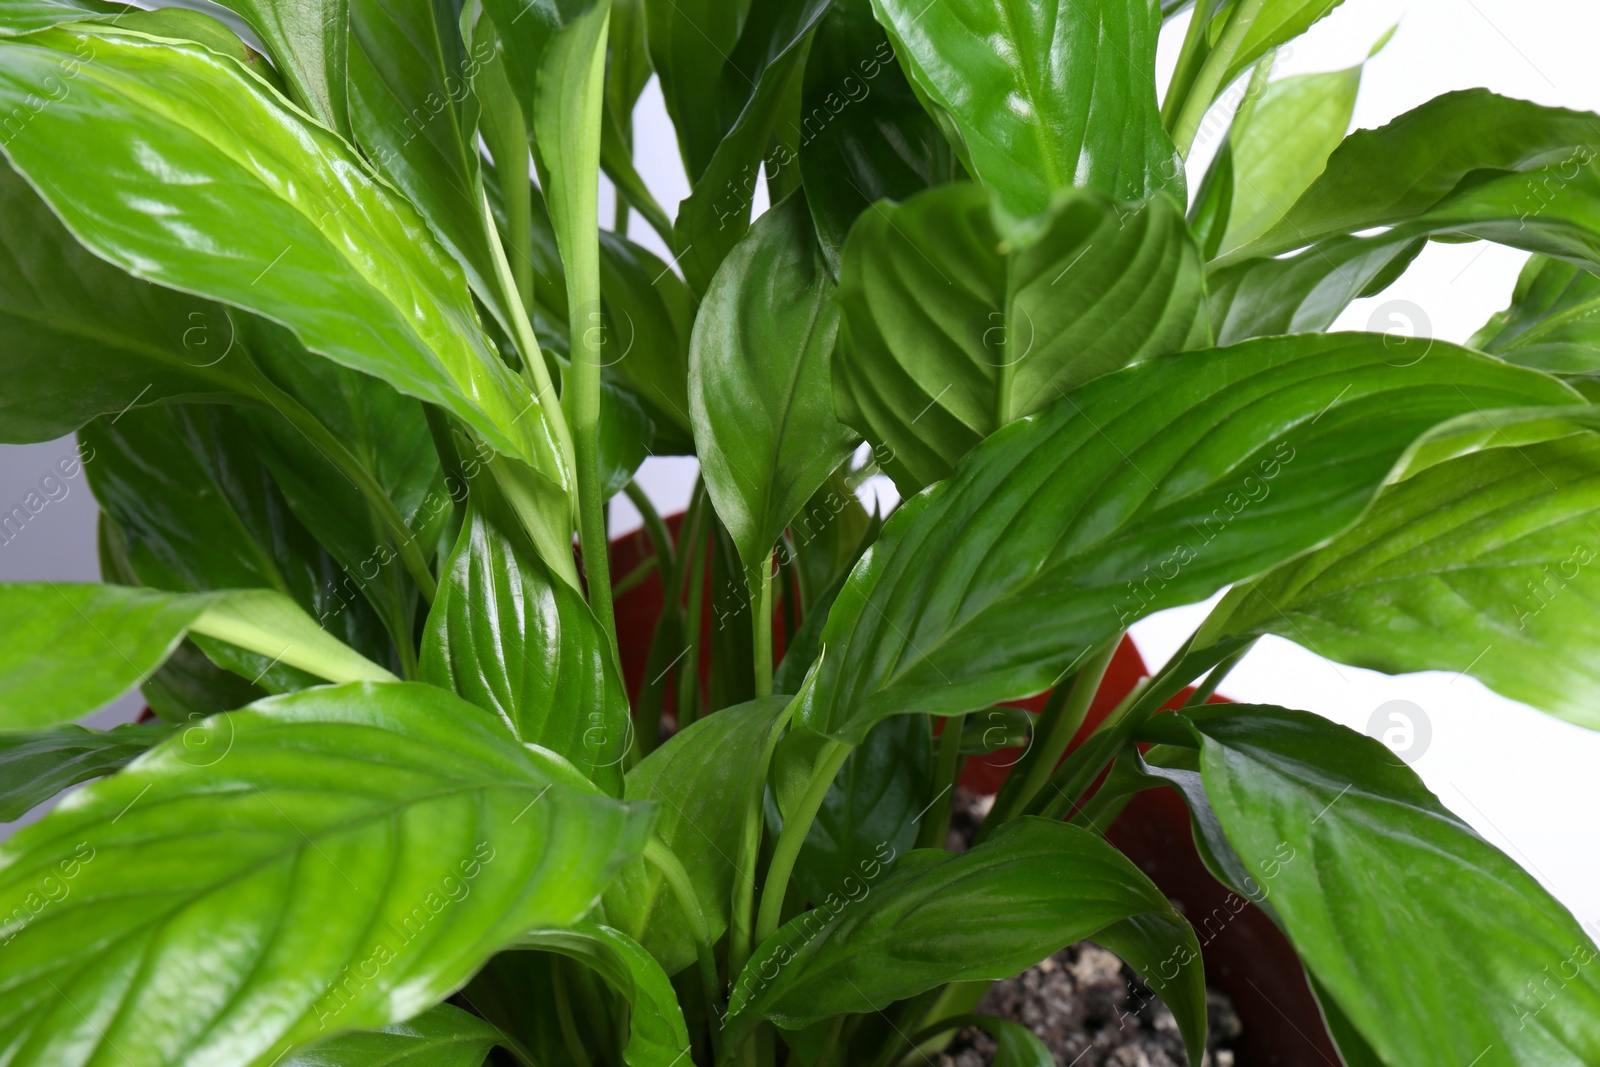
xmin=1199 ymin=416 xmax=1600 ymax=729
xmin=728 ymin=818 xmax=1206 ymax=1066
xmin=516 ymin=922 xmax=692 ymax=1067
xmin=969 ymin=1016 xmax=1053 ymax=1067
xmin=1472 ymin=254 xmax=1600 ymax=375
xmin=604 ymin=696 xmax=790 ymax=975
xmin=206 ymin=0 xmax=351 ymax=135
xmin=280 ymin=1003 xmax=504 ymax=1067
xmin=1190 ymin=705 xmax=1600 ymax=1066
xmin=870 ymin=0 xmax=1180 ymax=230
xmin=797 ymin=0 xmax=956 ymax=270
xmin=641 ymin=0 xmax=743 ymax=181
xmin=835 ymin=183 xmax=1208 ymax=491
xmin=672 ymin=0 xmax=833 ymax=293
xmin=1226 ymin=90 xmax=1600 ymax=261
xmin=0 ymin=722 xmax=169 ymax=822
xmin=690 ymin=193 xmax=855 ymax=576
xmin=0 ymin=26 xmax=566 ymax=487
xmin=421 ymin=504 xmax=629 ymax=794
xmin=600 ymin=379 xmax=652 ymax=498
xmin=0 ymin=682 xmax=653 ymax=1066
xmin=0 ymin=159 xmax=264 ymax=443
xmin=598 ymin=230 xmax=696 ymax=446
xmin=801 ymin=333 xmax=1579 ymax=743
xmin=0 ymin=583 xmax=395 ymax=730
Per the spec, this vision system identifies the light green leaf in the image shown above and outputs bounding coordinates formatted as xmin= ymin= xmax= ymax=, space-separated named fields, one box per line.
xmin=728 ymin=818 xmax=1206 ymax=1066
xmin=0 ymin=722 xmax=169 ymax=822
xmin=0 ymin=682 xmax=653 ymax=1067
xmin=1472 ymin=254 xmax=1600 ymax=376
xmin=0 ymin=0 xmax=126 ymax=37
xmin=603 ymin=696 xmax=790 ymax=976
xmin=0 ymin=583 xmax=396 ymax=730
xmin=1190 ymin=705 xmax=1600 ymax=1066
xmin=690 ymin=193 xmax=855 ymax=577
xmin=279 ymin=1003 xmax=504 ymax=1067
xmin=421 ymin=503 xmax=630 ymax=794
xmin=1217 ymin=0 xmax=1346 ymax=89
xmin=871 ymin=0 xmax=1180 ymax=230
xmin=0 ymin=26 xmax=566 ymax=489
xmin=516 ymin=922 xmax=692 ymax=1067
xmin=834 ymin=183 xmax=1208 ymax=492
xmin=206 ymin=0 xmax=351 ymax=135
xmin=1200 ymin=416 xmax=1600 ymax=729
xmin=801 ymin=333 xmax=1580 ymax=743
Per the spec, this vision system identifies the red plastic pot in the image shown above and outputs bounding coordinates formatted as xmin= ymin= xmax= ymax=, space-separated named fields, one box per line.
xmin=607 ymin=518 xmax=1339 ymax=1066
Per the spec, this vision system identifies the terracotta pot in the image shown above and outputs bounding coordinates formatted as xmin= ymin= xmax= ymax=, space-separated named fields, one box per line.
xmin=607 ymin=518 xmax=1339 ymax=1066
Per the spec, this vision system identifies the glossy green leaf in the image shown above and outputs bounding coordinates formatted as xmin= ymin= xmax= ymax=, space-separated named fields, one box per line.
xmin=603 ymin=696 xmax=790 ymax=976
xmin=1226 ymin=90 xmax=1600 ymax=261
xmin=1218 ymin=63 xmax=1363 ymax=254
xmin=871 ymin=0 xmax=1180 ymax=230
xmin=690 ymin=194 xmax=855 ymax=576
xmin=835 ymin=183 xmax=1208 ymax=491
xmin=598 ymin=230 xmax=696 ymax=446
xmin=280 ymin=1003 xmax=504 ymax=1067
xmin=0 ymin=583 xmax=396 ymax=730
xmin=0 ymin=722 xmax=168 ymax=822
xmin=348 ymin=0 xmax=516 ymax=338
xmin=101 ymin=7 xmax=284 ymax=89
xmin=792 ymin=713 xmax=931 ymax=905
xmin=0 ymin=0 xmax=126 ymax=35
xmin=801 ymin=333 xmax=1580 ymax=743
xmin=1472 ymin=254 xmax=1600 ymax=375
xmin=1216 ymin=0 xmax=1346 ymax=89
xmin=797 ymin=0 xmax=956 ymax=270
xmin=1189 ymin=705 xmax=1600 ymax=1066
xmin=86 ymin=402 xmax=400 ymax=681
xmin=728 ymin=817 xmax=1206 ymax=1066
xmin=517 ymin=922 xmax=692 ymax=1067
xmin=1200 ymin=420 xmax=1600 ymax=729
xmin=673 ymin=0 xmax=833 ymax=293
xmin=207 ymin=0 xmax=350 ymax=135
xmin=421 ymin=504 xmax=629 ymax=794
xmin=641 ymin=0 xmax=744 ymax=181
xmin=0 ymin=159 xmax=267 ymax=443
xmin=0 ymin=682 xmax=653 ymax=1067
xmin=0 ymin=26 xmax=566 ymax=488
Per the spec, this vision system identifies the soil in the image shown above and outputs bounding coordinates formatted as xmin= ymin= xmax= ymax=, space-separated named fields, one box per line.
xmin=936 ymin=790 xmax=1244 ymax=1067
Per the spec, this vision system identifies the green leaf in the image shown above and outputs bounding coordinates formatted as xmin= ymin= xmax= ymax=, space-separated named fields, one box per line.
xmin=1189 ymin=704 xmax=1600 ymax=1066
xmin=728 ymin=818 xmax=1206 ymax=1066
xmin=1226 ymin=89 xmax=1600 ymax=261
xmin=0 ymin=26 xmax=567 ymax=488
xmin=641 ymin=0 xmax=744 ymax=181
xmin=1200 ymin=417 xmax=1600 ymax=729
xmin=84 ymin=403 xmax=400 ymax=681
xmin=516 ymin=922 xmax=692 ymax=1067
xmin=348 ymin=0 xmax=516 ymax=338
xmin=690 ymin=193 xmax=855 ymax=577
xmin=1216 ymin=0 xmax=1346 ymax=89
xmin=834 ymin=183 xmax=1208 ymax=492
xmin=0 ymin=682 xmax=653 ymax=1066
xmin=672 ymin=0 xmax=833 ymax=293
xmin=1218 ymin=63 xmax=1363 ymax=255
xmin=206 ymin=0 xmax=351 ymax=135
xmin=1472 ymin=254 xmax=1600 ymax=376
xmin=598 ymin=230 xmax=696 ymax=446
xmin=0 ymin=159 xmax=267 ymax=443
xmin=801 ymin=333 xmax=1580 ymax=743
xmin=603 ymin=696 xmax=791 ymax=976
xmin=0 ymin=0 xmax=126 ymax=37
xmin=280 ymin=1003 xmax=504 ymax=1067
xmin=797 ymin=0 xmax=956 ymax=270
xmin=421 ymin=503 xmax=630 ymax=794
xmin=0 ymin=583 xmax=396 ymax=730
xmin=0 ymin=722 xmax=169 ymax=822
xmin=968 ymin=1016 xmax=1054 ymax=1067
xmin=870 ymin=0 xmax=1180 ymax=230
xmin=792 ymin=713 xmax=931 ymax=905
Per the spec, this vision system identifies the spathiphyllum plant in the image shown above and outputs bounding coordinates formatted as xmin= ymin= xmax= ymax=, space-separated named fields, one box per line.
xmin=6 ymin=0 xmax=1600 ymax=1062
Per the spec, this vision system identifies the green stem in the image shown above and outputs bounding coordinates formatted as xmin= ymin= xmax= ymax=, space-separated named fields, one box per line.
xmin=815 ymin=1016 xmax=845 ymax=1067
xmin=752 ymin=560 xmax=774 ymax=699
xmin=1184 ymin=639 xmax=1254 ymax=707
xmin=625 ymin=480 xmax=677 ymax=578
xmin=916 ymin=718 xmax=963 ymax=850
xmin=645 ymin=837 xmax=725 ymax=1062
xmin=677 ymin=486 xmax=711 ymax=728
xmin=728 ymin=690 xmax=800 ymax=979
xmin=981 ymin=635 xmax=1121 ymax=837
xmin=1168 ymin=0 xmax=1269 ymax=158
xmin=551 ymin=956 xmax=594 ymax=1067
xmin=754 ymin=740 xmax=853 ymax=946
xmin=251 ymin=380 xmax=437 ymax=603
xmin=612 ymin=554 xmax=659 ymax=597
xmin=1160 ymin=0 xmax=1217 ymax=128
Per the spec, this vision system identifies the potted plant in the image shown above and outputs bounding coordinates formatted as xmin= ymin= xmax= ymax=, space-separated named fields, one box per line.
xmin=2 ymin=0 xmax=1599 ymax=1065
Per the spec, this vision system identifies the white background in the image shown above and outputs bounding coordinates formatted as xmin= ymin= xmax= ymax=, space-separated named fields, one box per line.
xmin=4 ymin=0 xmax=1598 ymax=928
